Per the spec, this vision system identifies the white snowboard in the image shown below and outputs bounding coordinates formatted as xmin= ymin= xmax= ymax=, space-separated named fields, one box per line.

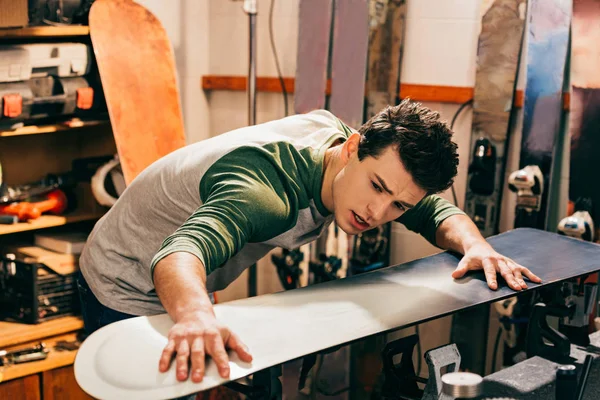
xmin=74 ymin=228 xmax=600 ymax=399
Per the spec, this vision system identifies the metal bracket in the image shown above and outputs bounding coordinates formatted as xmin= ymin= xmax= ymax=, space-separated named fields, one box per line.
xmin=526 ymin=302 xmax=575 ymax=364
xmin=224 ymin=365 xmax=282 ymax=400
xmin=560 ymin=280 xmax=598 ymax=347
xmin=422 ymin=343 xmax=461 ymax=400
xmin=379 ymin=334 xmax=461 ymax=400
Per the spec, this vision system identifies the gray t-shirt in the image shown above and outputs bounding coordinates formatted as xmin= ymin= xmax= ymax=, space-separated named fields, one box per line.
xmin=80 ymin=110 xmax=464 ymax=315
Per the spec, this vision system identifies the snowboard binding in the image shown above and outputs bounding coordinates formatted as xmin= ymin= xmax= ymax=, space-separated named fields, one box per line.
xmin=467 ymin=137 xmax=497 ymax=196
xmin=558 ymin=197 xmax=595 ymax=242
xmin=508 ymin=165 xmax=544 ymax=212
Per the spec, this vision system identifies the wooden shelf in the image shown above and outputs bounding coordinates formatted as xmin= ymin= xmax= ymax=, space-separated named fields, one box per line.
xmin=401 ymin=83 xmax=473 ymax=105
xmin=0 ymin=316 xmax=83 ymax=349
xmin=0 ymin=211 xmax=105 ymax=236
xmin=203 ymin=75 xmax=299 ymax=94
xmin=0 ymin=119 xmax=110 ymax=138
xmin=202 ymin=75 xmax=571 ymax=110
xmin=201 ymin=75 xmax=475 ymax=103
xmin=0 ymin=332 xmax=81 ymax=382
xmin=0 ymin=26 xmax=89 ymax=39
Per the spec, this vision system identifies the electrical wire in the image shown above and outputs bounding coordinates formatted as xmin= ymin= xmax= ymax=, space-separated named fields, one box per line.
xmin=451 ymin=99 xmax=473 ymax=131
xmin=269 ymin=0 xmax=289 ymax=117
xmin=449 ymin=98 xmax=474 ymax=208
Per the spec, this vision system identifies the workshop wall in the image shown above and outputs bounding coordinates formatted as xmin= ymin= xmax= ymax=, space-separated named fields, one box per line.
xmin=205 ymin=0 xmax=494 ymax=212
xmin=205 ymin=0 xmax=483 ymax=301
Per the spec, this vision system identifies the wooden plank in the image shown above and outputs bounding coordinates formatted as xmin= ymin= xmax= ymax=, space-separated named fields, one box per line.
xmin=202 ymin=76 xmax=472 ymax=102
xmin=201 ymin=76 xmax=571 ymax=110
xmin=0 ymin=26 xmax=89 ymax=38
xmin=0 ymin=120 xmax=109 ymax=138
xmin=0 ymin=375 xmax=40 ymax=400
xmin=202 ymin=75 xmax=296 ymax=94
xmin=514 ymin=88 xmax=524 ymax=108
xmin=1 ymin=333 xmax=81 ymax=383
xmin=200 ymin=76 xmax=476 ymax=104
xmin=0 ymin=211 xmax=104 ymax=236
xmin=400 ymin=83 xmax=474 ymax=104
xmin=0 ymin=317 xmax=83 ymax=349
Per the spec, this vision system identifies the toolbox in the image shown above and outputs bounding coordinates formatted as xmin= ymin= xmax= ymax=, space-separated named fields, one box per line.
xmin=0 ymin=43 xmax=91 ymax=83
xmin=0 ymin=75 xmax=97 ymax=128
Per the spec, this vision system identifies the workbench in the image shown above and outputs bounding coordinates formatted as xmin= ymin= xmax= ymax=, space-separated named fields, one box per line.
xmin=0 ymin=316 xmax=90 ymax=399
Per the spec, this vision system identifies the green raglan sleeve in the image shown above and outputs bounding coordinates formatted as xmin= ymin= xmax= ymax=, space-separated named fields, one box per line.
xmin=149 ymin=148 xmax=299 ymax=278
xmin=396 ymin=195 xmax=466 ymax=247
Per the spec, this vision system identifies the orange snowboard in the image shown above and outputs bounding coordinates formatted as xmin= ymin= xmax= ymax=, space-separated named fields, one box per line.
xmin=89 ymin=0 xmax=186 ymax=185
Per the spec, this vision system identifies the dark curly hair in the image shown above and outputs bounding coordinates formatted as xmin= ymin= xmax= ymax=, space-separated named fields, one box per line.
xmin=357 ymin=99 xmax=459 ymax=195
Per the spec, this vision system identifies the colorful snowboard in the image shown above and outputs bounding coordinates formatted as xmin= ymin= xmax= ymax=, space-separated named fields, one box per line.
xmin=455 ymin=0 xmax=527 ymax=375
xmin=316 ymin=1 xmax=371 ymax=396
xmin=287 ymin=2 xmax=349 ymax=397
xmin=294 ymin=0 xmax=333 ymax=114
xmin=464 ymin=0 xmax=527 ymax=238
xmin=513 ymin=0 xmax=571 ymax=230
xmin=501 ymin=0 xmax=572 ymax=369
xmin=89 ymin=0 xmax=187 ymax=185
xmin=292 ymin=0 xmax=336 ymax=294
xmin=365 ymin=0 xmax=407 ymax=119
xmin=328 ymin=0 xmax=370 ymax=129
xmin=347 ymin=2 xmax=407 ymax=397
xmin=568 ymin=0 xmax=600 ymax=240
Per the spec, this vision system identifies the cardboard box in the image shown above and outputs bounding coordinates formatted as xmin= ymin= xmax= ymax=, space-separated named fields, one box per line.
xmin=34 ymin=231 xmax=89 ymax=256
xmin=0 ymin=0 xmax=28 ymax=29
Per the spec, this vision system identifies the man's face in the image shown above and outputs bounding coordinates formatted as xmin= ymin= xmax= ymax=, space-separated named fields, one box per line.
xmin=332 ymin=142 xmax=427 ymax=235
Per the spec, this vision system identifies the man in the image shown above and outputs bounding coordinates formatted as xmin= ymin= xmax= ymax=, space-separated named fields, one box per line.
xmin=78 ymin=99 xmax=541 ymax=385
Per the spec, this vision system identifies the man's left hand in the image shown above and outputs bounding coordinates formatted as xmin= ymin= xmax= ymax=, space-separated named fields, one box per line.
xmin=451 ymin=242 xmax=542 ymax=291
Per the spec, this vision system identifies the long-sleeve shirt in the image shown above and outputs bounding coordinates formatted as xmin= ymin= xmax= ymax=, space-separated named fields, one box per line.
xmin=80 ymin=110 xmax=465 ymax=316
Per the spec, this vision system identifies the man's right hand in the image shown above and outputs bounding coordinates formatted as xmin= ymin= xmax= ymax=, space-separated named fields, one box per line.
xmin=153 ymin=252 xmax=253 ymax=384
xmin=158 ymin=310 xmax=253 ymax=383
